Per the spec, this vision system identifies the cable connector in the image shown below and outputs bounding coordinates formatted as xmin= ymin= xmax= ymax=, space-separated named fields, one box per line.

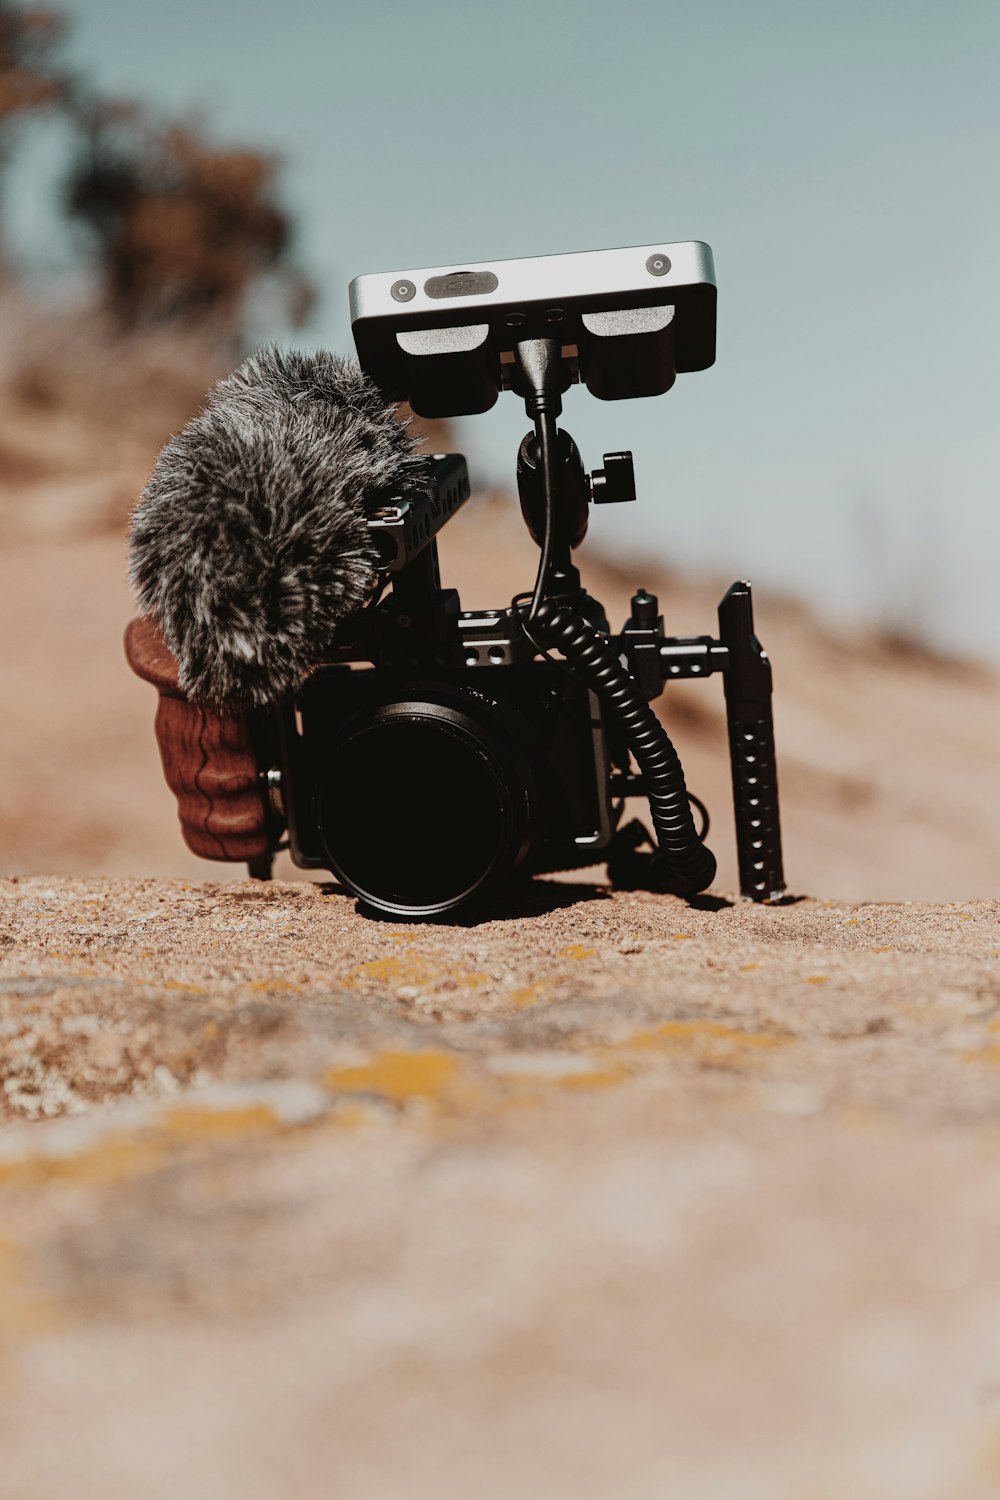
xmin=513 ymin=337 xmax=565 ymax=419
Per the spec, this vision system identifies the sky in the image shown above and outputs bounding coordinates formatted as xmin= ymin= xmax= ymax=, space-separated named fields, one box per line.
xmin=7 ymin=0 xmax=999 ymax=659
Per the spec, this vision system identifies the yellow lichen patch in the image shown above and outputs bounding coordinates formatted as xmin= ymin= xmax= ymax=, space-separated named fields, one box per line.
xmin=739 ymin=963 xmax=761 ymax=972
xmin=559 ymin=944 xmax=597 ymax=960
xmin=961 ymin=1046 xmax=1000 ymax=1066
xmin=246 ymin=979 xmax=302 ymax=994
xmin=627 ymin=1019 xmax=792 ymax=1052
xmin=0 ymin=1135 xmax=166 ymax=1191
xmin=871 ymin=946 xmax=893 ymax=954
xmin=605 ymin=1019 xmax=794 ymax=1073
xmin=843 ymin=919 xmax=858 ymax=926
xmin=486 ymin=1063 xmax=631 ymax=1097
xmin=671 ymin=933 xmax=694 ymax=941
xmin=548 ymin=1063 xmax=631 ymax=1091
xmin=805 ymin=975 xmax=829 ymax=984
xmin=509 ymin=981 xmax=549 ymax=1009
xmin=326 ymin=1048 xmax=463 ymax=1104
xmin=488 ymin=1052 xmax=629 ymax=1091
xmin=159 ymin=1103 xmax=279 ymax=1144
xmin=0 ymin=1105 xmax=288 ymax=1193
xmin=352 ymin=954 xmax=434 ymax=985
xmin=346 ymin=952 xmax=489 ymax=992
xmin=164 ymin=981 xmax=207 ymax=994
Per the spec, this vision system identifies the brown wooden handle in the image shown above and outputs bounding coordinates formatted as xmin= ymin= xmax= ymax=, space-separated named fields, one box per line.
xmin=125 ymin=618 xmax=269 ymax=862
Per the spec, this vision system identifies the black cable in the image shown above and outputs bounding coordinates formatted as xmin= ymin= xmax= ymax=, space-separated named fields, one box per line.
xmin=510 ymin=336 xmax=563 ymax=658
xmin=509 ymin=590 xmax=563 ymax=669
xmin=527 ymin=410 xmax=558 ymax=623
xmin=528 ymin=598 xmax=717 ymax=897
xmin=513 ymin=336 xmax=562 ymax=627
xmin=508 ymin=333 xmax=714 ymax=897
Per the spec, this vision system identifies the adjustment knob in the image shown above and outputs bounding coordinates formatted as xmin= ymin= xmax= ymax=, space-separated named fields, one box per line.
xmin=629 ymin=588 xmax=659 ymax=625
xmin=591 ymin=451 xmax=636 ymax=505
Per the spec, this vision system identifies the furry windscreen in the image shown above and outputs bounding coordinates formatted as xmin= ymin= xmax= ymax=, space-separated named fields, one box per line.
xmin=129 ymin=347 xmax=431 ymax=708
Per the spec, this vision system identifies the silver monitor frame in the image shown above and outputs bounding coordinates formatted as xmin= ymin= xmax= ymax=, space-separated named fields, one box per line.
xmin=349 ymin=240 xmax=717 ymax=414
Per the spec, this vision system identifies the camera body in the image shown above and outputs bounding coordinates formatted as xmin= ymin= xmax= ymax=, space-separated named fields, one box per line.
xmin=275 ymin=649 xmax=619 ymax=918
xmin=266 ymin=454 xmax=628 ymax=917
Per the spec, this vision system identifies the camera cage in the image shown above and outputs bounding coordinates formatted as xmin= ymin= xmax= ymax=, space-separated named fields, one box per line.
xmin=259 ymin=240 xmax=785 ymax=908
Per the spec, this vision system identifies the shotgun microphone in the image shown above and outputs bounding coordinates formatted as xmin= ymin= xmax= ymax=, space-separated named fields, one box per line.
xmin=128 ymin=345 xmax=431 ymax=708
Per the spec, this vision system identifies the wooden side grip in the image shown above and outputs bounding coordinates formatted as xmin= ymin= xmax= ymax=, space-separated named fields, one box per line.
xmin=124 ymin=618 xmax=269 ymax=862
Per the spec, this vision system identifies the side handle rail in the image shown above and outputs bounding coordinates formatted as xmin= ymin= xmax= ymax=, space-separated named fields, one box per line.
xmin=717 ymin=581 xmax=785 ymax=901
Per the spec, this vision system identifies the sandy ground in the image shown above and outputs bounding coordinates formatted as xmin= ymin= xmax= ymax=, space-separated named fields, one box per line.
xmin=1 ymin=876 xmax=999 ymax=1498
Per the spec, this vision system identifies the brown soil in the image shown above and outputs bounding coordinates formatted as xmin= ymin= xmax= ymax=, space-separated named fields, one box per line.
xmin=1 ymin=876 xmax=999 ymax=1497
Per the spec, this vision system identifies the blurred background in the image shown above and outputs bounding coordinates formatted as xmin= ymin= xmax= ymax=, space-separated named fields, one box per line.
xmin=1 ymin=0 xmax=997 ymax=898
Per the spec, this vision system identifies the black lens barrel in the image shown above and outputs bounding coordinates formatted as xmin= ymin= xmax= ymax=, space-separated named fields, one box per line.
xmin=315 ymin=691 xmax=538 ymax=918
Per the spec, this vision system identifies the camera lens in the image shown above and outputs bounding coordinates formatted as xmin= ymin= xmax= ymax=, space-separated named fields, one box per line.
xmin=315 ymin=696 xmax=535 ymax=918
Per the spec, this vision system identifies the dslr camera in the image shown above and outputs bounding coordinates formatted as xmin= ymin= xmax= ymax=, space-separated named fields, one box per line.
xmin=130 ymin=240 xmax=785 ymax=920
xmin=260 ymin=241 xmax=786 ymax=916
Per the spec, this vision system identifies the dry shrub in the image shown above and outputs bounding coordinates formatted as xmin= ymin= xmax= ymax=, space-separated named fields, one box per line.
xmin=66 ymin=99 xmax=314 ymax=338
xmin=0 ymin=2 xmax=64 ymax=131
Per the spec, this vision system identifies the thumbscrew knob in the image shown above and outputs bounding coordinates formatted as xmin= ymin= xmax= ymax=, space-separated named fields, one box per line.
xmin=590 ymin=451 xmax=636 ymax=505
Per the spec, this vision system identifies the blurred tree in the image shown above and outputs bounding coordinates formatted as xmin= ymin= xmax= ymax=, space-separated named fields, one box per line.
xmin=0 ymin=2 xmax=65 ymax=247
xmin=0 ymin=3 xmax=315 ymax=340
xmin=0 ymin=1 xmax=63 ymax=132
xmin=66 ymin=98 xmax=315 ymax=339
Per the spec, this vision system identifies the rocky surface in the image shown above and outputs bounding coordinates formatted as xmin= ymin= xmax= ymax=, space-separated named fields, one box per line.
xmin=1 ymin=876 xmax=999 ymax=1497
